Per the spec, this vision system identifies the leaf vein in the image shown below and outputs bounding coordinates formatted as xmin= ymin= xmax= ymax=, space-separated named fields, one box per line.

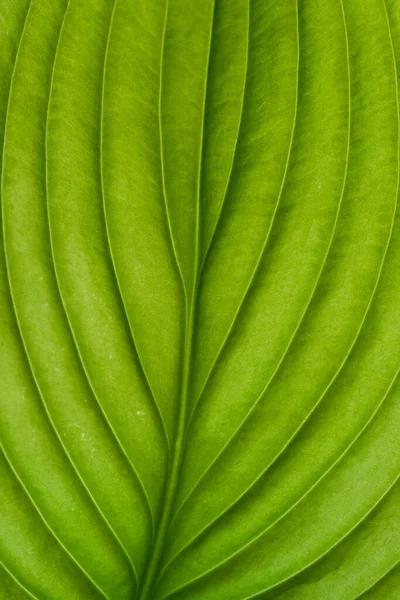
xmin=199 ymin=0 xmax=250 ymax=269
xmin=188 ymin=0 xmax=301 ymax=424
xmin=1 ymin=0 xmax=139 ymax=589
xmin=0 ymin=443 xmax=110 ymax=600
xmin=159 ymin=0 xmax=400 ymax=594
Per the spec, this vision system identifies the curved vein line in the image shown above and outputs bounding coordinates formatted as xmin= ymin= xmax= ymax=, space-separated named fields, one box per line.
xmin=0 ymin=0 xmax=138 ymax=590
xmin=161 ymin=456 xmax=400 ymax=600
xmin=161 ymin=358 xmax=399 ymax=582
xmin=47 ymin=0 xmax=154 ymax=537
xmin=158 ymin=0 xmax=187 ymax=302
xmin=198 ymin=0 xmax=250 ymax=270
xmin=0 ymin=443 xmax=110 ymax=600
xmin=174 ymin=0 xmax=301 ymax=519
xmin=136 ymin=0 xmax=185 ymax=592
xmin=159 ymin=0 xmax=400 ymax=592
xmin=175 ymin=0 xmax=396 ymax=534
xmin=44 ymin=0 xmax=141 ymax=584
xmin=241 ymin=474 xmax=400 ymax=600
xmin=0 ymin=5 xmax=109 ymax=597
xmin=188 ymin=0 xmax=300 ymax=425
xmin=97 ymin=0 xmax=165 ymax=528
xmin=352 ymin=560 xmax=400 ymax=599
xmin=0 ymin=560 xmax=42 ymax=600
xmin=138 ymin=3 xmax=216 ymax=598
xmin=348 ymin=15 xmax=400 ymax=600
xmin=193 ymin=0 xmax=215 ymax=299
xmin=99 ymin=1 xmax=170 ymax=457
xmin=130 ymin=3 xmax=175 ymax=595
xmin=172 ymin=0 xmax=350 ymax=523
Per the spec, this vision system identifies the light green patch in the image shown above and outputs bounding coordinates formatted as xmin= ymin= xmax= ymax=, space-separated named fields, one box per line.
xmin=1 ymin=1 xmax=400 ymax=599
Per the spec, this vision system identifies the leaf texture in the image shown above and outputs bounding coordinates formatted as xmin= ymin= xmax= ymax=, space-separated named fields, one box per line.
xmin=1 ymin=0 xmax=400 ymax=599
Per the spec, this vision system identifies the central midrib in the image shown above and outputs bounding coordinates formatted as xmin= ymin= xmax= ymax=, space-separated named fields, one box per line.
xmin=138 ymin=0 xmax=215 ymax=596
xmin=138 ymin=288 xmax=198 ymax=600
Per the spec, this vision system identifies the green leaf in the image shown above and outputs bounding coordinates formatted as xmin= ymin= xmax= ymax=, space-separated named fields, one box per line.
xmin=1 ymin=0 xmax=400 ymax=599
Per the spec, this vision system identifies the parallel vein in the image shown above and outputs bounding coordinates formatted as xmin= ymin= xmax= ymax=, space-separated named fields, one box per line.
xmin=188 ymin=0 xmax=300 ymax=424
xmin=1 ymin=0 xmax=139 ymax=591
xmin=100 ymin=0 xmax=170 ymax=456
xmin=139 ymin=1 xmax=216 ymax=597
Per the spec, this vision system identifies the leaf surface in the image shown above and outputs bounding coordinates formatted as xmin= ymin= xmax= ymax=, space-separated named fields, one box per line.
xmin=1 ymin=0 xmax=400 ymax=599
